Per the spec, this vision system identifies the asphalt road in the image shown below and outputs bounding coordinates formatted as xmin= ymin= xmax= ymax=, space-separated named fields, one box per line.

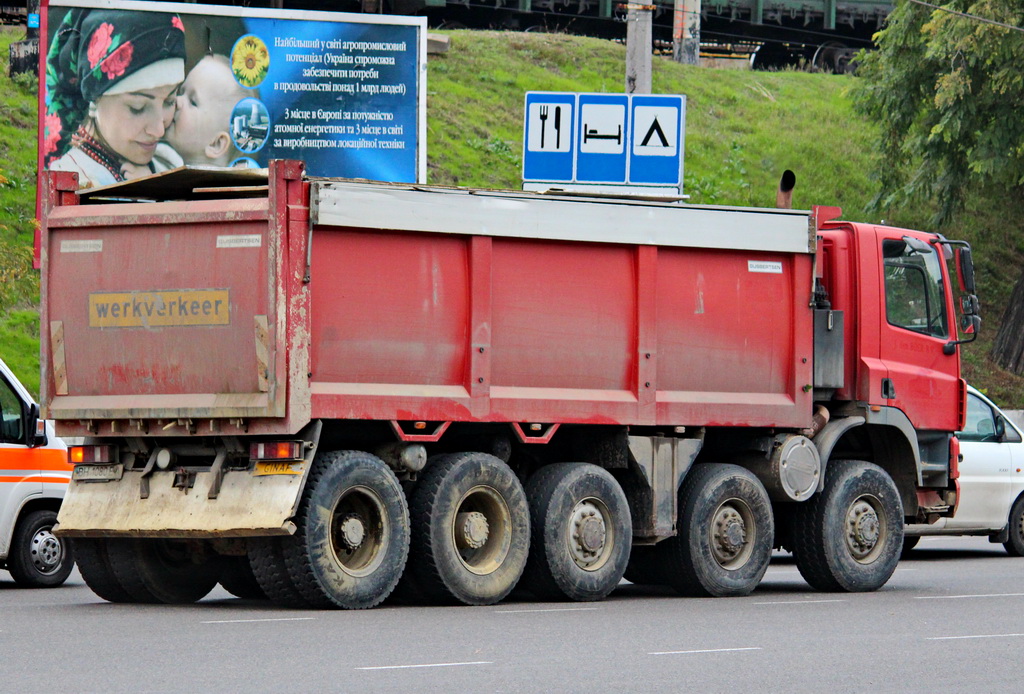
xmin=2 ymin=535 xmax=1023 ymax=694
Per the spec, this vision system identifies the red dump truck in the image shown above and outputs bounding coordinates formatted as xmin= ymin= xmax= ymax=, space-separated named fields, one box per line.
xmin=40 ymin=161 xmax=979 ymax=607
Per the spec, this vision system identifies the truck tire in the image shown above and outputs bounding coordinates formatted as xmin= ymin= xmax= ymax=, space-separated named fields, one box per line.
xmin=1002 ymin=494 xmax=1024 ymax=556
xmin=7 ymin=509 xmax=74 ymax=588
xmin=660 ymin=463 xmax=774 ymax=597
xmin=281 ymin=450 xmax=410 ymax=609
xmin=219 ymin=555 xmax=267 ymax=600
xmin=107 ymin=539 xmax=221 ymax=604
xmin=792 ymin=460 xmax=903 ymax=592
xmin=75 ymin=538 xmax=137 ymax=603
xmin=248 ymin=538 xmax=311 ymax=608
xmin=409 ymin=452 xmax=530 ymax=605
xmin=521 ymin=463 xmax=631 ymax=601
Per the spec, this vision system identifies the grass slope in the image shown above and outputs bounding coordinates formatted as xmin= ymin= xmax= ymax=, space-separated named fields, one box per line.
xmin=2 ymin=26 xmax=1022 ymax=404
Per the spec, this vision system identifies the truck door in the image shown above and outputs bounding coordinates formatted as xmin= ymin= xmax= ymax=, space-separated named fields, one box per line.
xmin=947 ymin=391 xmax=1013 ymax=529
xmin=0 ymin=371 xmax=41 ymax=558
xmin=875 ymin=230 xmax=961 ymax=433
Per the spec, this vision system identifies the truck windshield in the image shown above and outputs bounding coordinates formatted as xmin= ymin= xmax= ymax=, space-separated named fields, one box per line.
xmin=883 ymin=238 xmax=948 ymax=339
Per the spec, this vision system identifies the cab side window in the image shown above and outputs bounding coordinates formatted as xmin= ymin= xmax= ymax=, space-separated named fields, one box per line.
xmin=0 ymin=376 xmax=24 ymax=443
xmin=883 ymin=238 xmax=948 ymax=338
xmin=959 ymin=393 xmax=1001 ymax=443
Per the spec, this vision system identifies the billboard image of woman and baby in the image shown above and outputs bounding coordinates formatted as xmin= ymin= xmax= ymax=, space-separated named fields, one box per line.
xmin=40 ymin=0 xmax=425 ymax=188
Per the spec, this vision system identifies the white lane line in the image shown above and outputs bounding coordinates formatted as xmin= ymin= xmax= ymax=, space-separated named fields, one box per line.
xmin=927 ymin=633 xmax=1024 ymax=641
xmin=202 ymin=617 xmax=317 ymax=624
xmin=356 ymin=661 xmax=492 ymax=671
xmin=915 ymin=593 xmax=1024 ymax=600
xmin=752 ymin=599 xmax=845 ymax=605
xmin=649 ymin=647 xmax=762 ymax=656
xmin=494 ymin=607 xmax=600 ymax=614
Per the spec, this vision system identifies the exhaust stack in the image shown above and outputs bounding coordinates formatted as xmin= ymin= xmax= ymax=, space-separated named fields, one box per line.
xmin=776 ymin=170 xmax=796 ymax=209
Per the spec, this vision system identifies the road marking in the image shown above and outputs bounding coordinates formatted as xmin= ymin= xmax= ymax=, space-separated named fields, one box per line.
xmin=356 ymin=661 xmax=492 ymax=671
xmin=927 ymin=633 xmax=1024 ymax=641
xmin=494 ymin=607 xmax=600 ymax=614
xmin=649 ymin=647 xmax=762 ymax=656
xmin=202 ymin=617 xmax=317 ymax=624
xmin=752 ymin=599 xmax=845 ymax=605
xmin=915 ymin=593 xmax=1024 ymax=600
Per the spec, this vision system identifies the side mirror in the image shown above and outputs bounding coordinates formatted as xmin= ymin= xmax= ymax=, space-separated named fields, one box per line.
xmin=956 ymin=246 xmax=976 ymax=294
xmin=24 ymin=402 xmax=44 ymax=448
xmin=996 ymin=415 xmax=1007 ymax=441
xmin=944 ymin=314 xmax=981 ymax=355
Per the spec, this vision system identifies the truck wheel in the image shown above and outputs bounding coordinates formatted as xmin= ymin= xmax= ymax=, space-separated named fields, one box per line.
xmin=409 ymin=452 xmax=530 ymax=605
xmin=219 ymin=555 xmax=267 ymax=600
xmin=7 ymin=510 xmax=74 ymax=588
xmin=1002 ymin=494 xmax=1024 ymax=556
xmin=281 ymin=450 xmax=410 ymax=609
xmin=75 ymin=539 xmax=137 ymax=603
xmin=248 ymin=538 xmax=311 ymax=607
xmin=521 ymin=463 xmax=630 ymax=601
xmin=107 ymin=539 xmax=221 ymax=604
xmin=792 ymin=460 xmax=903 ymax=592
xmin=661 ymin=463 xmax=773 ymax=597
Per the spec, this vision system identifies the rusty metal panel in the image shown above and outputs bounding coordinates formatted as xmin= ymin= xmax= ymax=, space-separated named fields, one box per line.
xmin=55 ymin=470 xmax=303 ymax=537
xmin=40 ymin=162 xmax=312 ymax=435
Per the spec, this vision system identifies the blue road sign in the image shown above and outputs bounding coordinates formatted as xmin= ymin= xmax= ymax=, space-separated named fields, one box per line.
xmin=576 ymin=94 xmax=629 ymax=184
xmin=522 ymin=92 xmax=576 ymax=183
xmin=629 ymin=95 xmax=685 ymax=185
xmin=523 ymin=92 xmax=685 ymax=190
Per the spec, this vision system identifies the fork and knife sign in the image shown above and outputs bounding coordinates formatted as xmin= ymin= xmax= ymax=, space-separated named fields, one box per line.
xmin=539 ymin=104 xmax=562 ymax=149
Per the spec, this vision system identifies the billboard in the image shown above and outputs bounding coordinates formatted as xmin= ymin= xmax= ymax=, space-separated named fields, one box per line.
xmin=39 ymin=0 xmax=426 ymax=190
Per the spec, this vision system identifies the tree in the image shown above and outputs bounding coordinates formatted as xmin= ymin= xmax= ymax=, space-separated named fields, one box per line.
xmin=853 ymin=0 xmax=1024 ymax=374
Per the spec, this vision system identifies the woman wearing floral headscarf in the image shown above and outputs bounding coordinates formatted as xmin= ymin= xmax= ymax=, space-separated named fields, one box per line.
xmin=43 ymin=9 xmax=186 ymax=187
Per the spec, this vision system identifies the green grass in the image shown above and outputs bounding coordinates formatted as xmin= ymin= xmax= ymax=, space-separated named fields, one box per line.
xmin=3 ymin=26 xmax=1023 ymax=405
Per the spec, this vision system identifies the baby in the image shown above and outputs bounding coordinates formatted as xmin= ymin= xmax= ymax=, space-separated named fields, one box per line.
xmin=165 ymin=54 xmax=255 ymax=166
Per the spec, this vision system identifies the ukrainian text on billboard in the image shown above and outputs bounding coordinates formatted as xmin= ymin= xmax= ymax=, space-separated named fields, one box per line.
xmin=41 ymin=0 xmax=425 ymax=188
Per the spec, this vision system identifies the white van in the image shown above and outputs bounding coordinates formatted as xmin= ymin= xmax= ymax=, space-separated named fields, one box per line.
xmin=0 ymin=357 xmax=74 ymax=587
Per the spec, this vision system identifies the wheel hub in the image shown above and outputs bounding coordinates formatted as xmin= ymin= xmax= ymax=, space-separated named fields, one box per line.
xmin=713 ymin=507 xmax=747 ymax=559
xmin=31 ymin=528 xmax=63 ymax=574
xmin=568 ymin=500 xmax=608 ymax=569
xmin=338 ymin=513 xmax=366 ymax=551
xmin=846 ymin=499 xmax=881 ymax=559
xmin=455 ymin=511 xmax=490 ymax=550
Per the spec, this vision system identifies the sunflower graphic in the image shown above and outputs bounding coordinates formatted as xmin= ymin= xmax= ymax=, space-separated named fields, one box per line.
xmin=231 ymin=35 xmax=270 ymax=88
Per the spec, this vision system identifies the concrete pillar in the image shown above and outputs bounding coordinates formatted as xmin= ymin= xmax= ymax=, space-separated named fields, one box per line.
xmin=673 ymin=0 xmax=701 ymax=65
xmin=625 ymin=4 xmax=652 ymax=94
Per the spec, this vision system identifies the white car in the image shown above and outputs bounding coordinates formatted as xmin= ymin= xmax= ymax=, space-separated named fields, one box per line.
xmin=904 ymin=385 xmax=1024 ymax=555
xmin=1 ymin=357 xmax=74 ymax=586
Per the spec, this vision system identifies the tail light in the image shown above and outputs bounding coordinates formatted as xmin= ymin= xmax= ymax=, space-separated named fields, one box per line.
xmin=69 ymin=445 xmax=114 ymax=464
xmin=949 ymin=436 xmax=961 ymax=481
xmin=250 ymin=441 xmax=303 ymax=462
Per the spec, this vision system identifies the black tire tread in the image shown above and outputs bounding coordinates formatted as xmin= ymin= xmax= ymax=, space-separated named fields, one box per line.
xmin=408 ymin=452 xmax=529 ymax=606
xmin=280 ymin=450 xmax=409 ymax=610
xmin=792 ymin=459 xmax=902 ymax=592
xmin=521 ymin=463 xmax=631 ymax=602
xmin=664 ymin=463 xmax=773 ymax=597
xmin=74 ymin=538 xmax=137 ymax=603
xmin=1003 ymin=494 xmax=1024 ymax=557
xmin=248 ymin=537 xmax=311 ymax=608
xmin=219 ymin=554 xmax=267 ymax=600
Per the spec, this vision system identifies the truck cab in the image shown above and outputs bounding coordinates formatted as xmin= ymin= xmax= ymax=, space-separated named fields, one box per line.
xmin=0 ymin=357 xmax=74 ymax=587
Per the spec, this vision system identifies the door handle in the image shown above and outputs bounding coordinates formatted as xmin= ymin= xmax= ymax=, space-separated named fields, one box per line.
xmin=882 ymin=378 xmax=896 ymax=400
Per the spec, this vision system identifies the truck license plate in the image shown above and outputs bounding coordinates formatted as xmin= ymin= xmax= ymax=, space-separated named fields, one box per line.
xmin=73 ymin=464 xmax=124 ymax=482
xmin=254 ymin=461 xmax=303 ymax=476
